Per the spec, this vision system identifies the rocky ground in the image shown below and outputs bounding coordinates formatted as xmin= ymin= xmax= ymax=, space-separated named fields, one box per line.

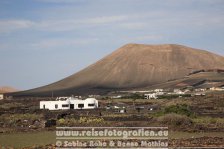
xmin=0 ymin=94 xmax=224 ymax=148
xmin=20 ymin=137 xmax=224 ymax=149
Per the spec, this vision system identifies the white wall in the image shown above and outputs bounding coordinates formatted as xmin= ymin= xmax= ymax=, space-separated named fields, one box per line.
xmin=40 ymin=98 xmax=98 ymax=110
xmin=71 ymin=98 xmax=98 ymax=109
xmin=0 ymin=94 xmax=4 ymax=100
xmin=144 ymin=93 xmax=158 ymax=99
xmin=40 ymin=100 xmax=69 ymax=110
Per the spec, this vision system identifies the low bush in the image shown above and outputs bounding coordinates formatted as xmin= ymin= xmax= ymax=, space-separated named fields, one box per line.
xmin=192 ymin=117 xmax=224 ymax=128
xmin=157 ymin=113 xmax=192 ymax=126
xmin=153 ymin=104 xmax=194 ymax=117
xmin=1 ymin=114 xmax=42 ymax=122
xmin=78 ymin=117 xmax=105 ymax=124
xmin=164 ymin=104 xmax=193 ymax=117
xmin=58 ymin=118 xmax=66 ymax=125
xmin=57 ymin=117 xmax=105 ymax=126
xmin=0 ymin=102 xmax=24 ymax=109
xmin=121 ymin=93 xmax=145 ymax=99
xmin=158 ymin=94 xmax=191 ymax=99
xmin=0 ymin=114 xmax=43 ymax=127
xmin=57 ymin=118 xmax=77 ymax=126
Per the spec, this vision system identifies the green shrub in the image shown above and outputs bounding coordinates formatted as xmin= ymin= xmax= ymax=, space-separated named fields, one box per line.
xmin=0 ymin=102 xmax=24 ymax=109
xmin=56 ymin=117 xmax=106 ymax=126
xmin=193 ymin=117 xmax=224 ymax=128
xmin=121 ymin=93 xmax=144 ymax=99
xmin=58 ymin=118 xmax=66 ymax=125
xmin=157 ymin=113 xmax=192 ymax=126
xmin=0 ymin=114 xmax=43 ymax=127
xmin=78 ymin=117 xmax=105 ymax=124
xmin=153 ymin=104 xmax=194 ymax=117
xmin=164 ymin=104 xmax=193 ymax=117
xmin=158 ymin=95 xmax=179 ymax=99
xmin=3 ymin=114 xmax=42 ymax=122
xmin=158 ymin=94 xmax=191 ymax=99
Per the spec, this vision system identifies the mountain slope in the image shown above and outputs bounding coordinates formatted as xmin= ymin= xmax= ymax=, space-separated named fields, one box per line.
xmin=141 ymin=71 xmax=224 ymax=90
xmin=8 ymin=44 xmax=224 ymax=96
xmin=0 ymin=86 xmax=18 ymax=94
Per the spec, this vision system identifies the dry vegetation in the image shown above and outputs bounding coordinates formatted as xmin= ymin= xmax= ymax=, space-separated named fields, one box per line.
xmin=0 ymin=93 xmax=224 ymax=148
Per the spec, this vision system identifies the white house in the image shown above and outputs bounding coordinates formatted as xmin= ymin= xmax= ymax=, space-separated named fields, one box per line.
xmin=111 ymin=95 xmax=122 ymax=99
xmin=145 ymin=91 xmax=165 ymax=99
xmin=194 ymin=93 xmax=206 ymax=96
xmin=40 ymin=97 xmax=98 ymax=110
xmin=195 ymin=88 xmax=206 ymax=92
xmin=173 ymin=89 xmax=185 ymax=95
xmin=0 ymin=94 xmax=4 ymax=100
xmin=210 ymin=87 xmax=224 ymax=91
xmin=145 ymin=93 xmax=158 ymax=99
xmin=154 ymin=89 xmax=163 ymax=92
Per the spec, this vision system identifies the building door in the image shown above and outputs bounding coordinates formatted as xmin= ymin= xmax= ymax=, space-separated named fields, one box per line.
xmin=70 ymin=104 xmax=74 ymax=109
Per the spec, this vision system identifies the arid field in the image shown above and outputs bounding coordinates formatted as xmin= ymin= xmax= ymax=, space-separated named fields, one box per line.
xmin=1 ymin=91 xmax=224 ymax=148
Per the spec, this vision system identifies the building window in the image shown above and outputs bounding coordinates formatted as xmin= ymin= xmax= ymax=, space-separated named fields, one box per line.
xmin=62 ymin=104 xmax=69 ymax=107
xmin=78 ymin=104 xmax=84 ymax=109
xmin=55 ymin=104 xmax=58 ymax=109
xmin=88 ymin=103 xmax=95 ymax=107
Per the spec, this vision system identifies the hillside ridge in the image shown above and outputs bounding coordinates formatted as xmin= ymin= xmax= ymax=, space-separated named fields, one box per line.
xmin=7 ymin=43 xmax=224 ymax=96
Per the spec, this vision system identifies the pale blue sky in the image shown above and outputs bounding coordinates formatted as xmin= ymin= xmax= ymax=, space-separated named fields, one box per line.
xmin=0 ymin=0 xmax=224 ymax=90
